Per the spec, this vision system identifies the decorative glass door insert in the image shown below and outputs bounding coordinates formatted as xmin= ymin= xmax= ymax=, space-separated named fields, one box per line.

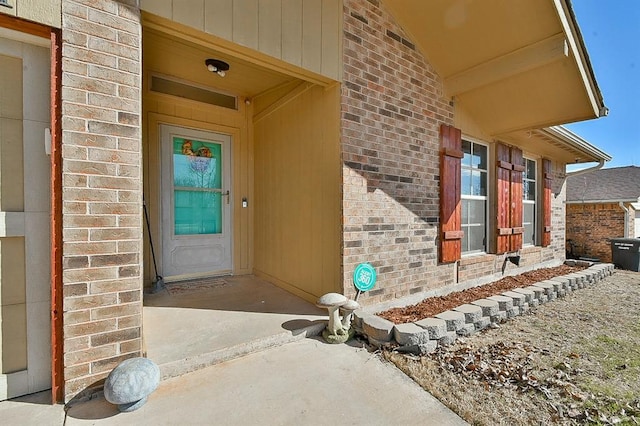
xmin=173 ymin=137 xmax=224 ymax=235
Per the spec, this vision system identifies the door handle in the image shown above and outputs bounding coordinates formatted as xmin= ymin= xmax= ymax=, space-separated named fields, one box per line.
xmin=223 ymin=190 xmax=230 ymax=204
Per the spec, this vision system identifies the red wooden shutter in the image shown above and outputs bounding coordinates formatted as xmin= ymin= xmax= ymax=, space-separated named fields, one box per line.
xmin=496 ymin=143 xmax=511 ymax=254
xmin=542 ymin=158 xmax=552 ymax=247
xmin=439 ymin=124 xmax=463 ymax=263
xmin=510 ymin=148 xmax=524 ymax=251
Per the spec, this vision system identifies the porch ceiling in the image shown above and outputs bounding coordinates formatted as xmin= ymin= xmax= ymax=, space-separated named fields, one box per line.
xmin=144 ymin=27 xmax=298 ymax=99
xmin=382 ymin=0 xmax=606 ymax=136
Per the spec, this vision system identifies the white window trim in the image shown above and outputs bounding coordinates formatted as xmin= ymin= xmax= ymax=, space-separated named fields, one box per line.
xmin=522 ymin=155 xmax=539 ymax=247
xmin=461 ymin=137 xmax=490 ymax=256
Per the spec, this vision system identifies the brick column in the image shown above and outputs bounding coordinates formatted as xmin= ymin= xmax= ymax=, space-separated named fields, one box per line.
xmin=60 ymin=0 xmax=142 ymax=401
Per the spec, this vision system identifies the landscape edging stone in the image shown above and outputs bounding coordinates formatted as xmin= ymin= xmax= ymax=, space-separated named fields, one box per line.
xmin=359 ymin=264 xmax=615 ymax=350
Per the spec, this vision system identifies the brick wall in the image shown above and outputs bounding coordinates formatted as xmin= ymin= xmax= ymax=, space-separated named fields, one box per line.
xmin=61 ymin=0 xmax=142 ymax=401
xmin=341 ymin=0 xmax=568 ymax=306
xmin=566 ymin=202 xmax=627 ymax=262
xmin=341 ymin=0 xmax=455 ymax=305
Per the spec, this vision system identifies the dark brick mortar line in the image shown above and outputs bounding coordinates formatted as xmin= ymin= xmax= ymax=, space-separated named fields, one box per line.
xmin=352 ymin=263 xmax=615 ymax=354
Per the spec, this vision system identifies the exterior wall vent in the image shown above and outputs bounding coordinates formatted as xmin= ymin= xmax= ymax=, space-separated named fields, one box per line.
xmin=151 ymin=76 xmax=237 ymax=110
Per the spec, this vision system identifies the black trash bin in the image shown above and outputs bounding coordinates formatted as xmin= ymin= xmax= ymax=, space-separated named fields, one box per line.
xmin=610 ymin=238 xmax=640 ymax=272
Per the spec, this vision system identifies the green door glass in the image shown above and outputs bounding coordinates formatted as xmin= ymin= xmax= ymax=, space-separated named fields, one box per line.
xmin=173 ymin=137 xmax=223 ymax=235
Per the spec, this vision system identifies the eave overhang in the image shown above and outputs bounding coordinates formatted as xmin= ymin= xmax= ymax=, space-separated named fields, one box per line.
xmin=499 ymin=125 xmax=611 ymax=164
xmin=381 ymin=0 xmax=607 ymax=136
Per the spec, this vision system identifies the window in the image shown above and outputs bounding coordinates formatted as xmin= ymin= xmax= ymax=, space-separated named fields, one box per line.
xmin=522 ymin=158 xmax=536 ymax=245
xmin=461 ymin=140 xmax=488 ymax=254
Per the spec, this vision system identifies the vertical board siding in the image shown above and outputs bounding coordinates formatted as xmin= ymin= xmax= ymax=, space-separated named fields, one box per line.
xmin=140 ymin=0 xmax=340 ymax=81
xmin=233 ymin=0 xmax=259 ymax=49
xmin=258 ymin=0 xmax=282 ymax=58
xmin=140 ymin=0 xmax=172 ymax=19
xmin=173 ymin=0 xmax=204 ymax=30
xmin=320 ymin=0 xmax=341 ymax=79
xmin=204 ymin=0 xmax=233 ymax=40
xmin=301 ymin=0 xmax=321 ymax=72
xmin=253 ymin=85 xmax=341 ymax=301
xmin=281 ymin=0 xmax=302 ymax=66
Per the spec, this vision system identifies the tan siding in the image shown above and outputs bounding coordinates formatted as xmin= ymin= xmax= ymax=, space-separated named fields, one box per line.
xmin=0 ymin=237 xmax=27 ymax=374
xmin=258 ymin=0 xmax=282 ymax=58
xmin=253 ymin=84 xmax=341 ymax=302
xmin=140 ymin=0 xmax=172 ymax=19
xmin=233 ymin=0 xmax=259 ymax=49
xmin=0 ymin=54 xmax=24 ymax=213
xmin=301 ymin=0 xmax=321 ymax=72
xmin=204 ymin=0 xmax=233 ymax=40
xmin=173 ymin=0 xmax=204 ymax=29
xmin=281 ymin=0 xmax=302 ymax=66
xmin=0 ymin=0 xmax=61 ymax=28
xmin=140 ymin=0 xmax=341 ymax=81
xmin=321 ymin=0 xmax=341 ymax=79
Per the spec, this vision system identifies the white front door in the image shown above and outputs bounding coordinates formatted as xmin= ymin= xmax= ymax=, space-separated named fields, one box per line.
xmin=160 ymin=125 xmax=232 ymax=280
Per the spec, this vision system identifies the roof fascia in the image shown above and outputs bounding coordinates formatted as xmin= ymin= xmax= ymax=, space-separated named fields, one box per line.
xmin=540 ymin=126 xmax=611 ymax=162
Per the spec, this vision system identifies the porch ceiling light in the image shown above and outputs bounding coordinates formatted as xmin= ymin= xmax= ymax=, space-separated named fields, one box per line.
xmin=205 ymin=58 xmax=229 ymax=77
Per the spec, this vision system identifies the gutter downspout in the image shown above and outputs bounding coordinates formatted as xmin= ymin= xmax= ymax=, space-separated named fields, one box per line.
xmin=565 ymin=159 xmax=605 ymax=177
xmin=619 ymin=202 xmax=630 ymax=238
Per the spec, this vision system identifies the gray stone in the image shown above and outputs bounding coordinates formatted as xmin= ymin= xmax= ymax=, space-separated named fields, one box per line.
xmin=352 ymin=309 xmax=365 ymax=333
xmin=435 ymin=310 xmax=466 ymax=331
xmin=529 ymin=298 xmax=539 ymax=308
xmin=547 ymin=278 xmax=567 ymax=293
xmin=104 ymin=357 xmax=160 ymax=412
xmin=524 ymin=285 xmax=544 ymax=301
xmin=557 ymin=289 xmax=566 ymax=298
xmin=490 ymin=311 xmax=507 ymax=324
xmin=471 ymin=299 xmax=499 ymax=317
xmin=393 ymin=323 xmax=432 ymax=346
xmin=565 ymin=259 xmax=577 ymax=266
xmin=506 ymin=306 xmax=521 ymax=318
xmin=511 ymin=288 xmax=534 ymax=303
xmin=501 ymin=291 xmax=526 ymax=307
xmin=415 ymin=318 xmax=447 ymax=339
xmin=438 ymin=331 xmax=458 ymax=346
xmin=362 ymin=315 xmax=395 ymax=342
xmin=487 ymin=295 xmax=513 ymax=311
xmin=368 ymin=337 xmax=393 ymax=348
xmin=535 ymin=281 xmax=556 ymax=297
xmin=456 ymin=323 xmax=476 ymax=337
xmin=474 ymin=317 xmax=491 ymax=331
xmin=520 ymin=302 xmax=530 ymax=314
xmin=453 ymin=304 xmax=483 ymax=323
xmin=394 ymin=341 xmax=437 ymax=355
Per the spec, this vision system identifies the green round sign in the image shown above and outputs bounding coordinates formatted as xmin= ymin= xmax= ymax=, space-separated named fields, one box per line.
xmin=353 ymin=263 xmax=377 ymax=292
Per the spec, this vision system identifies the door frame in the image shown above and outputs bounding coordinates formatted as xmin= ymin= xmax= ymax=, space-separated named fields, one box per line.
xmin=160 ymin=124 xmax=233 ymax=281
xmin=145 ymin=113 xmax=245 ymax=283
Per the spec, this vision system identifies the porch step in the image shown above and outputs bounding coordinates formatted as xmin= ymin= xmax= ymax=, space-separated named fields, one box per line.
xmin=156 ymin=321 xmax=326 ymax=380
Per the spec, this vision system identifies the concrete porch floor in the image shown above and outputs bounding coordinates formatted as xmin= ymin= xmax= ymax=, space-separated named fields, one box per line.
xmin=143 ymin=275 xmax=327 ymax=379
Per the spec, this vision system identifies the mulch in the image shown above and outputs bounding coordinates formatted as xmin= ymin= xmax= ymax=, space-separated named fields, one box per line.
xmin=378 ymin=265 xmax=585 ymax=324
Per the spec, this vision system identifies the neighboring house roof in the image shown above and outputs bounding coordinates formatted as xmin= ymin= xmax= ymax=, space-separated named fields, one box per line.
xmin=566 ymin=166 xmax=640 ymax=203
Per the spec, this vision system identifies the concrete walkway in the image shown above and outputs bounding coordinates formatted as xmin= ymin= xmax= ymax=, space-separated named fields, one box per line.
xmin=2 ymin=338 xmax=467 ymax=425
